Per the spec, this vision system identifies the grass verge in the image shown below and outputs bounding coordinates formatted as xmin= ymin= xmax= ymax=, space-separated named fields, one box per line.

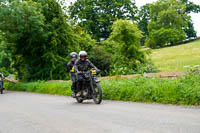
xmin=4 ymin=73 xmax=200 ymax=105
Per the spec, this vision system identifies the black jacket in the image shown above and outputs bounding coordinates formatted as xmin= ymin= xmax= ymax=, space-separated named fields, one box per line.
xmin=65 ymin=60 xmax=76 ymax=73
xmin=74 ymin=59 xmax=98 ymax=72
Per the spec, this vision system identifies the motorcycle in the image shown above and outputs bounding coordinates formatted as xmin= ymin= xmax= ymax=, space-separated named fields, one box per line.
xmin=74 ymin=69 xmax=102 ymax=104
xmin=0 ymin=77 xmax=4 ymax=94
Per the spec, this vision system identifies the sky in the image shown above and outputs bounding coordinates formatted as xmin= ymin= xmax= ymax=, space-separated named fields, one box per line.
xmin=66 ymin=0 xmax=200 ymax=36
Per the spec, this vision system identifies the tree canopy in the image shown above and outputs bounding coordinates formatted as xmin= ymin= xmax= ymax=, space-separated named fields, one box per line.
xmin=104 ymin=19 xmax=151 ymax=75
xmin=69 ymin=0 xmax=138 ymax=41
xmin=138 ymin=4 xmax=151 ymax=45
xmin=145 ymin=0 xmax=189 ymax=48
xmin=0 ymin=30 xmax=12 ymax=76
xmin=181 ymin=0 xmax=200 ymax=13
xmin=0 ymin=0 xmax=94 ymax=81
xmin=139 ymin=0 xmax=200 ymax=42
xmin=181 ymin=0 xmax=200 ymax=38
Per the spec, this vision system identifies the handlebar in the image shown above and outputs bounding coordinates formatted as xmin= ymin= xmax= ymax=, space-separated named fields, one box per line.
xmin=76 ymin=69 xmax=101 ymax=75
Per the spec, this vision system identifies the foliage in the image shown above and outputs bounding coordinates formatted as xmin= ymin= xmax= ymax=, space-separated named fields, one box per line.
xmin=138 ymin=4 xmax=151 ymax=45
xmin=145 ymin=0 xmax=189 ymax=48
xmin=181 ymin=0 xmax=200 ymax=39
xmin=105 ymin=19 xmax=155 ymax=75
xmin=146 ymin=28 xmax=186 ymax=48
xmin=69 ymin=0 xmax=138 ymax=41
xmin=102 ymin=73 xmax=200 ymax=105
xmin=5 ymin=73 xmax=200 ymax=105
xmin=0 ymin=31 xmax=13 ymax=74
xmin=181 ymin=0 xmax=200 ymax=13
xmin=0 ymin=0 xmax=46 ymax=80
xmin=184 ymin=19 xmax=197 ymax=39
xmin=0 ymin=0 xmax=94 ymax=81
xmin=151 ymin=40 xmax=200 ymax=72
xmin=88 ymin=45 xmax=112 ymax=76
xmin=0 ymin=67 xmax=9 ymax=77
xmin=108 ymin=19 xmax=144 ymax=61
xmin=139 ymin=0 xmax=199 ymax=43
xmin=72 ymin=26 xmax=96 ymax=52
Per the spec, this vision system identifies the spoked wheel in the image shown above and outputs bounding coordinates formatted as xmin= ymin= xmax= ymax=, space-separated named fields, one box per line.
xmin=76 ymin=97 xmax=83 ymax=103
xmin=92 ymin=83 xmax=102 ymax=104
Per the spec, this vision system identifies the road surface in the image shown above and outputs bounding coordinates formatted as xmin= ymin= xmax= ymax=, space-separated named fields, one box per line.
xmin=0 ymin=91 xmax=200 ymax=133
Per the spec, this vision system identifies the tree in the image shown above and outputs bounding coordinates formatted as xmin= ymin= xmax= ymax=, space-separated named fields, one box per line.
xmin=0 ymin=0 xmax=95 ymax=81
xmin=69 ymin=0 xmax=138 ymax=41
xmin=138 ymin=4 xmax=151 ymax=45
xmin=105 ymin=19 xmax=148 ymax=75
xmin=181 ymin=0 xmax=200 ymax=38
xmin=184 ymin=19 xmax=197 ymax=38
xmin=181 ymin=0 xmax=200 ymax=13
xmin=145 ymin=0 xmax=189 ymax=48
xmin=139 ymin=0 xmax=200 ymax=41
xmin=0 ymin=0 xmax=46 ymax=80
xmin=108 ymin=19 xmax=143 ymax=60
xmin=0 ymin=31 xmax=12 ymax=75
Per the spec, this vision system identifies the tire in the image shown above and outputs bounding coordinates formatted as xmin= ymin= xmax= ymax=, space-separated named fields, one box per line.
xmin=92 ymin=83 xmax=102 ymax=104
xmin=76 ymin=97 xmax=83 ymax=103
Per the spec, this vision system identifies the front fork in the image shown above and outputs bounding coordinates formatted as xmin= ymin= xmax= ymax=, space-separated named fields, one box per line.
xmin=90 ymin=80 xmax=96 ymax=95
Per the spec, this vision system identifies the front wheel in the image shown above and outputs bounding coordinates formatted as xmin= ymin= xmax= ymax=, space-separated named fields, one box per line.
xmin=76 ymin=97 xmax=83 ymax=103
xmin=92 ymin=83 xmax=102 ymax=104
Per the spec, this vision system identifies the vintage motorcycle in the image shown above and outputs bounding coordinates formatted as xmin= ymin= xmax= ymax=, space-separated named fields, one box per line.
xmin=74 ymin=69 xmax=102 ymax=104
xmin=0 ymin=74 xmax=5 ymax=94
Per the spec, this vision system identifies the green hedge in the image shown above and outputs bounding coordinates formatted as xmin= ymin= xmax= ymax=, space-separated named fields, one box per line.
xmin=4 ymin=74 xmax=200 ymax=105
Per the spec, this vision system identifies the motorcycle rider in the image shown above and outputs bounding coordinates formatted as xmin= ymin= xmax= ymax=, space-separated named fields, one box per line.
xmin=74 ymin=51 xmax=100 ymax=97
xmin=66 ymin=52 xmax=78 ymax=97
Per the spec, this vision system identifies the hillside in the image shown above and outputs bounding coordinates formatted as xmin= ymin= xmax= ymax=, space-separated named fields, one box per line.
xmin=151 ymin=40 xmax=200 ymax=72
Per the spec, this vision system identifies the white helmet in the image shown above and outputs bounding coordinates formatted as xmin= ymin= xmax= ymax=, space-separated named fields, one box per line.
xmin=79 ymin=51 xmax=87 ymax=57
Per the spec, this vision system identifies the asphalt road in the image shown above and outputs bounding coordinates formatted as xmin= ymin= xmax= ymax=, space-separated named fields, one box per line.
xmin=0 ymin=91 xmax=200 ymax=133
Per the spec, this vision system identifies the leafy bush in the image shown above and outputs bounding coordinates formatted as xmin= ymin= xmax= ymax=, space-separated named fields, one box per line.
xmin=0 ymin=31 xmax=13 ymax=74
xmin=102 ymin=19 xmax=158 ymax=75
xmin=88 ymin=45 xmax=112 ymax=76
xmin=0 ymin=67 xmax=9 ymax=77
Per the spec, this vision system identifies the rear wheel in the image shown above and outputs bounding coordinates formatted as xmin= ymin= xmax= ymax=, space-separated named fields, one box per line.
xmin=92 ymin=83 xmax=102 ymax=104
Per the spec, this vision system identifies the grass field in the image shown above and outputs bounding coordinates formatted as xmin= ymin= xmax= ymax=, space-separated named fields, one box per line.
xmin=151 ymin=40 xmax=200 ymax=72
